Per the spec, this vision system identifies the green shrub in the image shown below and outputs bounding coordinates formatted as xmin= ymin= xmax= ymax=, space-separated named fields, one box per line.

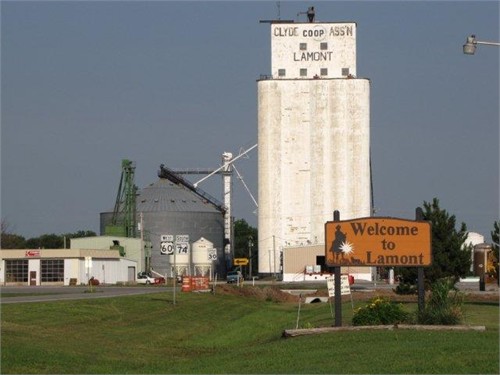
xmin=418 ymin=277 xmax=464 ymax=325
xmin=352 ymin=296 xmax=410 ymax=326
xmin=393 ymin=282 xmax=418 ymax=295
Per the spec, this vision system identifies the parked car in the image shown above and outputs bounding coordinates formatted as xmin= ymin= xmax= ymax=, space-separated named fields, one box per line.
xmin=155 ymin=277 xmax=166 ymax=284
xmin=226 ymin=271 xmax=243 ymax=284
xmin=137 ymin=272 xmax=156 ymax=285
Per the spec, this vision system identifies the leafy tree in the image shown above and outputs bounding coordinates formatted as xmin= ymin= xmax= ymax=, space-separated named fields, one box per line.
xmin=26 ymin=234 xmax=64 ymax=249
xmin=1 ymin=220 xmax=27 ymax=248
xmin=25 ymin=230 xmax=97 ymax=249
xmin=66 ymin=230 xmax=97 ymax=239
xmin=233 ymin=219 xmax=258 ymax=277
xmin=491 ymin=221 xmax=499 ymax=280
xmin=1 ymin=221 xmax=98 ymax=249
xmin=491 ymin=221 xmax=499 ymax=263
xmin=1 ymin=233 xmax=26 ymax=249
xmin=63 ymin=230 xmax=97 ymax=248
xmin=397 ymin=198 xmax=471 ymax=286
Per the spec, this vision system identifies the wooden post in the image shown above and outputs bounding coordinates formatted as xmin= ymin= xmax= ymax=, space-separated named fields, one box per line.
xmin=333 ymin=210 xmax=342 ymax=327
xmin=416 ymin=207 xmax=425 ymax=314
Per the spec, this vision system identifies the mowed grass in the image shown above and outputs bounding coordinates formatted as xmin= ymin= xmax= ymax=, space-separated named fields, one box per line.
xmin=1 ymin=288 xmax=499 ymax=374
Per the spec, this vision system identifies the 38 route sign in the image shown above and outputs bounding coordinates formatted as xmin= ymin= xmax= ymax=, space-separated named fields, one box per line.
xmin=325 ymin=217 xmax=431 ymax=267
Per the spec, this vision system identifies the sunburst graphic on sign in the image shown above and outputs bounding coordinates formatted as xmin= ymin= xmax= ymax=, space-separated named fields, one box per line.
xmin=340 ymin=241 xmax=354 ymax=255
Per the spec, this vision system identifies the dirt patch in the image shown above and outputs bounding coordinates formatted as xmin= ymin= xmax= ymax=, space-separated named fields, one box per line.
xmin=213 ymin=284 xmax=499 ymax=304
xmin=214 ymin=284 xmax=299 ymax=303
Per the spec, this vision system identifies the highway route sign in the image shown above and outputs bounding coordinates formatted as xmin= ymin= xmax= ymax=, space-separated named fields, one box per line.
xmin=161 ymin=234 xmax=174 ymax=242
xmin=160 ymin=241 xmax=174 ymax=255
xmin=176 ymin=243 xmax=190 ymax=254
xmin=208 ymin=249 xmax=217 ymax=261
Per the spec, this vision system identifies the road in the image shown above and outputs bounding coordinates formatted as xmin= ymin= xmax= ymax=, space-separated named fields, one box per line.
xmin=0 ymin=285 xmax=173 ymax=304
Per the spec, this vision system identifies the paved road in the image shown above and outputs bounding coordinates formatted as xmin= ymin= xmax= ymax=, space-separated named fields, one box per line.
xmin=0 ymin=285 xmax=173 ymax=304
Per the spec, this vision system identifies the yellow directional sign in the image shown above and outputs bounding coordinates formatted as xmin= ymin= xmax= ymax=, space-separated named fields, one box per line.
xmin=233 ymin=258 xmax=249 ymax=266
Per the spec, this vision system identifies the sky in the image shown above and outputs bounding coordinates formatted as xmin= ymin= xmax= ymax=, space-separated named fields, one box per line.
xmin=1 ymin=0 xmax=499 ymax=241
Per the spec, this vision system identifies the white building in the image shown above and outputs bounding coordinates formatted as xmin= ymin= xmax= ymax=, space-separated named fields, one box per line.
xmin=0 ymin=248 xmax=136 ymax=286
xmin=464 ymin=231 xmax=485 ymax=274
xmin=258 ymin=20 xmax=371 ymax=275
xmin=0 ymin=235 xmax=146 ymax=286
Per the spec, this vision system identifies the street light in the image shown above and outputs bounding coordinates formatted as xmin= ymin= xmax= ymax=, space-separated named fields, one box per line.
xmin=463 ymin=34 xmax=500 ymax=55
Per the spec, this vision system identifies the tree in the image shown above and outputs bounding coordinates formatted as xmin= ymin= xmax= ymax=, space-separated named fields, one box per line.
xmin=64 ymin=230 xmax=97 ymax=248
xmin=26 ymin=234 xmax=64 ymax=249
xmin=233 ymin=219 xmax=258 ymax=276
xmin=1 ymin=233 xmax=26 ymax=249
xmin=491 ymin=221 xmax=499 ymax=262
xmin=65 ymin=230 xmax=97 ymax=239
xmin=1 ymin=221 xmax=97 ymax=249
xmin=1 ymin=220 xmax=27 ymax=249
xmin=397 ymin=198 xmax=471 ymax=286
xmin=22 ymin=230 xmax=97 ymax=249
xmin=491 ymin=221 xmax=499 ymax=280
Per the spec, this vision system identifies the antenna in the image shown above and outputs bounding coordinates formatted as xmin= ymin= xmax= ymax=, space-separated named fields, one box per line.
xmin=260 ymin=1 xmax=293 ymax=24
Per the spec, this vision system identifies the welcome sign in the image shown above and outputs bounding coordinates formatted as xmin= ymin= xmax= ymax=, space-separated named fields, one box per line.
xmin=325 ymin=217 xmax=432 ymax=267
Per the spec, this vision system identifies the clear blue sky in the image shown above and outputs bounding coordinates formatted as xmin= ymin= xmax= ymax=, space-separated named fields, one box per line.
xmin=1 ymin=1 xmax=499 ymax=240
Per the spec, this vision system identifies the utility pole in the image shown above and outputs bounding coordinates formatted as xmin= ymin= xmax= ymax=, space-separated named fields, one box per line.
xmin=173 ymin=240 xmax=177 ymax=306
xmin=248 ymin=236 xmax=254 ymax=279
xmin=273 ymin=235 xmax=276 ymax=278
xmin=140 ymin=212 xmax=146 ymax=271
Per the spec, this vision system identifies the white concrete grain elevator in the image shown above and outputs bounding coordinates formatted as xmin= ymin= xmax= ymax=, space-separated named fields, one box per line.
xmin=258 ymin=16 xmax=371 ymax=275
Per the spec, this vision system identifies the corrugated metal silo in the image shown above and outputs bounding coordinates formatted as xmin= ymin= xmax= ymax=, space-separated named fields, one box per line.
xmin=101 ymin=169 xmax=225 ymax=277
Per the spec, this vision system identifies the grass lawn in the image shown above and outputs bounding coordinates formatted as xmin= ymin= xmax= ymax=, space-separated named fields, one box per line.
xmin=1 ymin=286 xmax=498 ymax=374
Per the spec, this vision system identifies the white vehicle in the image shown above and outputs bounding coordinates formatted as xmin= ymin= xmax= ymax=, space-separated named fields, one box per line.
xmin=137 ymin=272 xmax=156 ymax=285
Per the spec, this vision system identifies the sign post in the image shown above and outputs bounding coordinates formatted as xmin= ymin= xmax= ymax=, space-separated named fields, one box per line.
xmin=172 ymin=234 xmax=190 ymax=305
xmin=85 ymin=256 xmax=93 ymax=292
xmin=333 ymin=210 xmax=342 ymax=327
xmin=174 ymin=236 xmax=181 ymax=305
xmin=160 ymin=233 xmax=174 ymax=296
xmin=415 ymin=207 xmax=426 ymax=314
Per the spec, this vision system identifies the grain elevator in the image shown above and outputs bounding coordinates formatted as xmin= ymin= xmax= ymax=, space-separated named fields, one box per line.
xmin=258 ymin=17 xmax=371 ymax=275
